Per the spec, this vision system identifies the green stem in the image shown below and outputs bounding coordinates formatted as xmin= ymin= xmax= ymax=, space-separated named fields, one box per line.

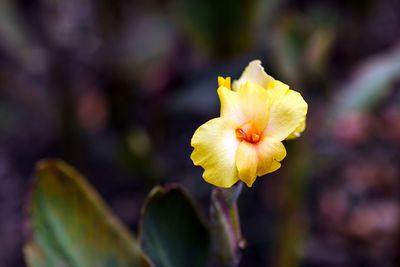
xmin=210 ymin=181 xmax=245 ymax=266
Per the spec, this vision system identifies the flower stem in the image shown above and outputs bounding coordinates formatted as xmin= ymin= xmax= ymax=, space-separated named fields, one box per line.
xmin=210 ymin=181 xmax=245 ymax=266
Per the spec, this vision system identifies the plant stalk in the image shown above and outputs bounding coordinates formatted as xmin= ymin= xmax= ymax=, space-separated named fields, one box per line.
xmin=210 ymin=181 xmax=245 ymax=266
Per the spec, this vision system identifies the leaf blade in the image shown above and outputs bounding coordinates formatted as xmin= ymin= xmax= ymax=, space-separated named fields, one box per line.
xmin=139 ymin=184 xmax=210 ymax=267
xmin=24 ymin=159 xmax=152 ymax=267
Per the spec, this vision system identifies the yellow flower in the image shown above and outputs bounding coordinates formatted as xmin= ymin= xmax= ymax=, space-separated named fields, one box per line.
xmin=190 ymin=60 xmax=308 ymax=188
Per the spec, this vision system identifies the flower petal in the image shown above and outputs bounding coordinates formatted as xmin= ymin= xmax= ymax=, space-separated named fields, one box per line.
xmin=264 ymin=83 xmax=308 ymax=141
xmin=266 ymin=80 xmax=290 ymax=103
xmin=235 ymin=141 xmax=258 ymax=187
xmin=256 ymin=136 xmax=286 ymax=176
xmin=218 ymin=82 xmax=270 ymax=132
xmin=191 ymin=117 xmax=240 ymax=188
xmin=218 ymin=86 xmax=244 ymax=125
xmin=218 ymin=76 xmax=231 ymax=90
xmin=232 ymin=60 xmax=275 ymax=91
xmin=268 ymin=160 xmax=281 ymax=173
xmin=286 ymin=119 xmax=306 ymax=140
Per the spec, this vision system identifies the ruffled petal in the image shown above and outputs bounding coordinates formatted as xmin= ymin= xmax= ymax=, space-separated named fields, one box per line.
xmin=218 ymin=82 xmax=270 ymax=132
xmin=264 ymin=82 xmax=308 ymax=141
xmin=256 ymin=136 xmax=286 ymax=176
xmin=191 ymin=117 xmax=240 ymax=188
xmin=232 ymin=60 xmax=275 ymax=91
xmin=235 ymin=141 xmax=258 ymax=187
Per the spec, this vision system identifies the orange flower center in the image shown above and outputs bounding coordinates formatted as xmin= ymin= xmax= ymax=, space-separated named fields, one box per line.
xmin=235 ymin=122 xmax=260 ymax=143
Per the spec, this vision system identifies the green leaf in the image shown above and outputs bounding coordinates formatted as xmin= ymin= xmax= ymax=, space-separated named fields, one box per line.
xmin=24 ymin=159 xmax=152 ymax=267
xmin=139 ymin=184 xmax=210 ymax=267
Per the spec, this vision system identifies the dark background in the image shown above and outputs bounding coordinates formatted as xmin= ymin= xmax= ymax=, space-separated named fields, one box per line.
xmin=1 ymin=0 xmax=400 ymax=266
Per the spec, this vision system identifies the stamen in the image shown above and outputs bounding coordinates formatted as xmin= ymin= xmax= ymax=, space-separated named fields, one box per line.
xmin=235 ymin=128 xmax=247 ymax=140
xmin=251 ymin=133 xmax=260 ymax=142
xmin=235 ymin=121 xmax=261 ymax=143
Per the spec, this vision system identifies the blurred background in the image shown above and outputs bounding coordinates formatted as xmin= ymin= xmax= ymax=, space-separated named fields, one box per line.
xmin=1 ymin=0 xmax=400 ymax=266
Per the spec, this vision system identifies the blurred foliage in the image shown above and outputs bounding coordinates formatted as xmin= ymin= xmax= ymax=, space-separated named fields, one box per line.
xmin=25 ymin=160 xmax=213 ymax=267
xmin=139 ymin=185 xmax=210 ymax=267
xmin=274 ymin=143 xmax=310 ymax=267
xmin=24 ymin=160 xmax=151 ymax=267
xmin=272 ymin=12 xmax=337 ymax=86
xmin=333 ymin=45 xmax=400 ymax=116
xmin=177 ymin=0 xmax=257 ymax=58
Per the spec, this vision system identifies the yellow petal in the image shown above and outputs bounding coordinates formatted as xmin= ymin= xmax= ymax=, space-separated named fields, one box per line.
xmin=266 ymin=80 xmax=290 ymax=103
xmin=286 ymin=119 xmax=306 ymax=140
xmin=264 ymin=84 xmax=308 ymax=141
xmin=235 ymin=141 xmax=258 ymax=187
xmin=218 ymin=76 xmax=231 ymax=90
xmin=268 ymin=160 xmax=281 ymax=173
xmin=256 ymin=136 xmax=286 ymax=176
xmin=218 ymin=86 xmax=244 ymax=125
xmin=218 ymin=82 xmax=270 ymax=132
xmin=232 ymin=60 xmax=275 ymax=91
xmin=191 ymin=117 xmax=240 ymax=188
